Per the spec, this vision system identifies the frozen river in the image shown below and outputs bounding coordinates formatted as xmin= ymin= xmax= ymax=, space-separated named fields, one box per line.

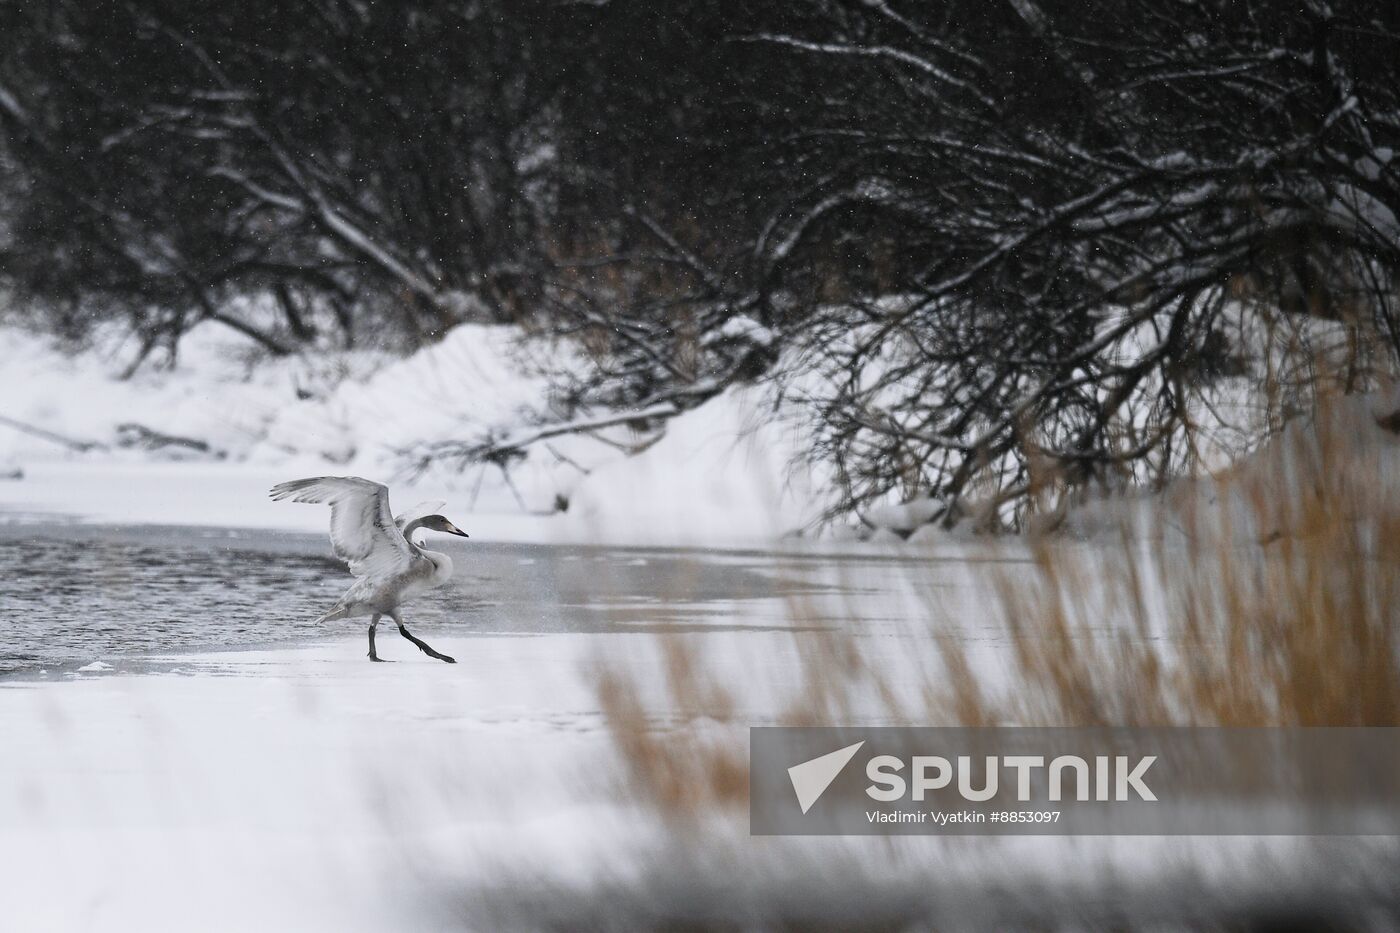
xmin=0 ymin=520 xmax=995 ymax=677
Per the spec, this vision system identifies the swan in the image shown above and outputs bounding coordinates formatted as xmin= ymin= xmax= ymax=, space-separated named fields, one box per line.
xmin=270 ymin=476 xmax=467 ymax=663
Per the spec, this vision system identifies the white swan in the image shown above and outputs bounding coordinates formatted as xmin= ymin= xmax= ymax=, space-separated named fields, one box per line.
xmin=270 ymin=476 xmax=468 ymax=663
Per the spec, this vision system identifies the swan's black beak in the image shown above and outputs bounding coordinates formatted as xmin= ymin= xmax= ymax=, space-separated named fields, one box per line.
xmin=445 ymin=523 xmax=469 ymax=538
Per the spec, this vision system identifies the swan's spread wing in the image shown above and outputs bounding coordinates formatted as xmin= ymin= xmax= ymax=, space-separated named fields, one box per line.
xmin=270 ymin=477 xmax=417 ymax=580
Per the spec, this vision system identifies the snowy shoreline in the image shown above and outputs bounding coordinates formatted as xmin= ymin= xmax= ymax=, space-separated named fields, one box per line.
xmin=0 ymin=629 xmax=628 ymax=930
xmin=0 ymin=458 xmax=982 ymax=560
xmin=0 ymin=319 xmax=841 ymax=548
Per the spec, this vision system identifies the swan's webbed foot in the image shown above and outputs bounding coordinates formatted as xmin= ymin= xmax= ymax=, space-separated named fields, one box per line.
xmin=394 ymin=618 xmax=456 ymax=664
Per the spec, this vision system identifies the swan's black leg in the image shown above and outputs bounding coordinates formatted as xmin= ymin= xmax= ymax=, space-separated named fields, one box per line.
xmin=392 ymin=613 xmax=455 ymax=663
xmin=368 ymin=613 xmax=387 ymax=662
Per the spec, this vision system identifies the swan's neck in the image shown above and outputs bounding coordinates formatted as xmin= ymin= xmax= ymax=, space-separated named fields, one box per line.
xmin=402 ymin=519 xmax=454 ymax=584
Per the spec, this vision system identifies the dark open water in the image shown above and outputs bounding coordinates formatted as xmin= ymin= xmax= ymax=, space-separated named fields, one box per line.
xmin=0 ymin=521 xmax=906 ymax=677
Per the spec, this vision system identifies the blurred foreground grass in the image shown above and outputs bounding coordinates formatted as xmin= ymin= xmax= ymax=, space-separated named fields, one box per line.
xmin=447 ymin=396 xmax=1400 ymax=930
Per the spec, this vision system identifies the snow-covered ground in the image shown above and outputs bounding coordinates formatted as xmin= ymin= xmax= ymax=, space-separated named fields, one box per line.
xmin=0 ymin=535 xmax=1002 ymax=930
xmin=0 ymin=319 xmax=827 ymax=547
xmin=0 ymin=632 xmax=631 ymax=931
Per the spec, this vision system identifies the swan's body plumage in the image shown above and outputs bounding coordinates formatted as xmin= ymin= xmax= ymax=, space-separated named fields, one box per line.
xmin=270 ymin=476 xmax=467 ymax=663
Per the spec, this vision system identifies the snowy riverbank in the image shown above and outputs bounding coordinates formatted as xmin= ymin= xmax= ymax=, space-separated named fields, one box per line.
xmin=0 ymin=319 xmax=830 ymax=547
xmin=0 ymin=630 xmax=641 ymax=930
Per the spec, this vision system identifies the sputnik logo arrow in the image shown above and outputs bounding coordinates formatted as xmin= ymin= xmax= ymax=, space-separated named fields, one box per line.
xmin=788 ymin=741 xmax=865 ymax=814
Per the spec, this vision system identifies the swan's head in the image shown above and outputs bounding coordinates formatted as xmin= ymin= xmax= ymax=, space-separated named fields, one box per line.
xmin=420 ymin=515 xmax=469 ymax=538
